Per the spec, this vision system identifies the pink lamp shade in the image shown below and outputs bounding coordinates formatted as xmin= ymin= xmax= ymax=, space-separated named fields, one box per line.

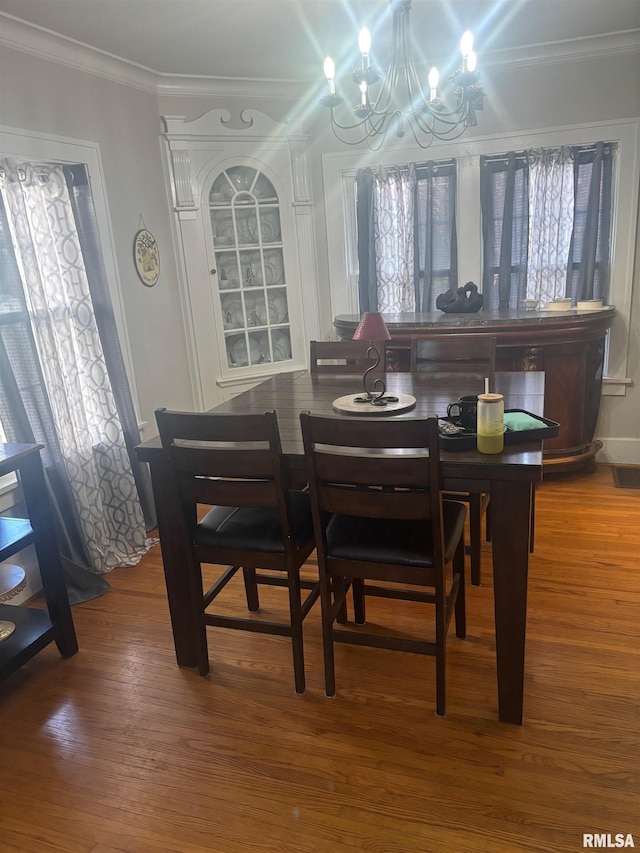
xmin=352 ymin=312 xmax=391 ymax=342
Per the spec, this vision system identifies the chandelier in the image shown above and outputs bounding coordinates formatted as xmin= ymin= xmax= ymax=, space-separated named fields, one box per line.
xmin=320 ymin=0 xmax=485 ymax=150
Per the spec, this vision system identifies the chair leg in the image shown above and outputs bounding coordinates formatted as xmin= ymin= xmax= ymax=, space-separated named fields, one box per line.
xmin=352 ymin=578 xmax=366 ymax=625
xmin=454 ymin=538 xmax=466 ymax=640
xmin=242 ymin=566 xmax=260 ymax=611
xmin=333 ymin=577 xmax=348 ymax=624
xmin=320 ymin=577 xmax=336 ymax=697
xmin=435 ymin=592 xmax=447 ymax=717
xmin=529 ymin=484 xmax=536 ymax=553
xmin=197 ymin=612 xmax=210 ymax=677
xmin=469 ymin=493 xmax=482 ymax=586
xmin=485 ymin=499 xmax=492 ymax=542
xmin=189 ymin=559 xmax=210 ymax=677
xmin=287 ymin=569 xmax=306 ymax=694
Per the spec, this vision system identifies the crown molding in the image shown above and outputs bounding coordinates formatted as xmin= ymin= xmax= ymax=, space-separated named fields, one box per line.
xmin=0 ymin=14 xmax=159 ymax=93
xmin=155 ymin=75 xmax=304 ymax=100
xmin=484 ymin=29 xmax=640 ymax=69
xmin=0 ymin=13 xmax=306 ymax=101
xmin=1 ymin=12 xmax=638 ymax=98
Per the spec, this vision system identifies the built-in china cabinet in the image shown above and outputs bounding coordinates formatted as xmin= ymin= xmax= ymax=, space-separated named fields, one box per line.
xmin=163 ymin=109 xmax=320 ymax=411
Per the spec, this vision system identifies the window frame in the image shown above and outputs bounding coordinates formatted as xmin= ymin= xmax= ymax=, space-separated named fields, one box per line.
xmin=0 ymin=124 xmax=144 ymax=425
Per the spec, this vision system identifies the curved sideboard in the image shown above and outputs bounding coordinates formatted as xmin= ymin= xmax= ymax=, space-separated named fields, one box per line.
xmin=333 ymin=307 xmax=616 ymax=472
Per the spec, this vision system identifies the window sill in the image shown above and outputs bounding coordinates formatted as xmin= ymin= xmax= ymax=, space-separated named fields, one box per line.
xmin=602 ymin=377 xmax=632 ymax=397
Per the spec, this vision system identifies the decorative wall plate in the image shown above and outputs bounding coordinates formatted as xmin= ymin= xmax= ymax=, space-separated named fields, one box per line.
xmin=133 ymin=228 xmax=160 ymax=287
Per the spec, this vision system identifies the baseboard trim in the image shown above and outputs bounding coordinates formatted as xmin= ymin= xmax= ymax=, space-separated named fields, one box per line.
xmin=595 ymin=437 xmax=640 ymax=465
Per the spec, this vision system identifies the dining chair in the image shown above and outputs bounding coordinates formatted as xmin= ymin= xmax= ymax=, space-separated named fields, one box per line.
xmin=310 ymin=339 xmax=386 ymax=374
xmin=155 ymin=408 xmax=319 ymax=693
xmin=300 ymin=412 xmax=466 ymax=717
xmin=410 ymin=334 xmax=497 ymax=586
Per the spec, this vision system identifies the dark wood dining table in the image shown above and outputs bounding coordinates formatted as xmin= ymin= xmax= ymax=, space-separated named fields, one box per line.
xmin=136 ymin=370 xmax=545 ymax=725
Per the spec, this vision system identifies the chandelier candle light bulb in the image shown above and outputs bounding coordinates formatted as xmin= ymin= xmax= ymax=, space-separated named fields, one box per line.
xmin=358 ymin=28 xmax=371 ymax=66
xmin=323 ymin=57 xmax=336 ymax=95
xmin=428 ymin=67 xmax=439 ymax=102
xmin=460 ymin=30 xmax=474 ymax=65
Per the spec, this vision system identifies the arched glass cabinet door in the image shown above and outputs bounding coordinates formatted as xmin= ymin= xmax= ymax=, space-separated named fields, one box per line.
xmin=209 ymin=166 xmax=292 ymax=370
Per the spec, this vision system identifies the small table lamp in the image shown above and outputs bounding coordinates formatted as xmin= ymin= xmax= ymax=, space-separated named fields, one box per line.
xmin=351 ymin=312 xmax=398 ymax=406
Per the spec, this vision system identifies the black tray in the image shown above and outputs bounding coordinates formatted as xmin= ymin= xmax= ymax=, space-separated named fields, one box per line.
xmin=438 ymin=409 xmax=559 ymax=450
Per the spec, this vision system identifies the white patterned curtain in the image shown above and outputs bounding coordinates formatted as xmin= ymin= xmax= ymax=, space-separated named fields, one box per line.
xmin=526 ymin=147 xmax=575 ymax=302
xmin=0 ymin=160 xmax=152 ymax=573
xmin=374 ymin=166 xmax=416 ymax=313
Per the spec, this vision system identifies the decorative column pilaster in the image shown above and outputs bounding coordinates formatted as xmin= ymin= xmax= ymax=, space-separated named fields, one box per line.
xmin=289 ymin=137 xmax=320 ymax=343
xmin=168 ymin=148 xmax=197 ymax=219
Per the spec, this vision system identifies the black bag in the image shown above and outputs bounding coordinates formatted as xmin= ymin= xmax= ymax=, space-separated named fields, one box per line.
xmin=436 ymin=281 xmax=484 ymax=313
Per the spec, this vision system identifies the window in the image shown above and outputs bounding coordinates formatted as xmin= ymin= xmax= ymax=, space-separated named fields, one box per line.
xmin=479 ymin=153 xmax=529 ymax=311
xmin=323 ymin=118 xmax=638 ymax=392
xmin=355 ymin=160 xmax=457 ymax=314
xmin=415 ymin=162 xmax=458 ymax=312
xmin=480 ymin=143 xmax=613 ymax=310
xmin=353 ymin=143 xmax=613 ymax=315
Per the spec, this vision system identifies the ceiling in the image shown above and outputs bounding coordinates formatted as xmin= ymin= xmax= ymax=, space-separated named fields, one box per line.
xmin=1 ymin=0 xmax=638 ymax=82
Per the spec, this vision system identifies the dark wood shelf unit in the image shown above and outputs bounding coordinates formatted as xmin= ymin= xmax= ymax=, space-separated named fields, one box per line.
xmin=334 ymin=307 xmax=616 ymax=473
xmin=0 ymin=443 xmax=78 ymax=681
xmin=0 ymin=517 xmax=35 ymax=561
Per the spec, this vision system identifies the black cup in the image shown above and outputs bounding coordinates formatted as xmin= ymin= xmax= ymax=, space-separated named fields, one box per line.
xmin=446 ymin=395 xmax=478 ymax=431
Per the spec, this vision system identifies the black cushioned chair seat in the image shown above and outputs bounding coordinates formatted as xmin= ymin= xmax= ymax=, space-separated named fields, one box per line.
xmin=196 ymin=490 xmax=313 ymax=553
xmin=326 ymin=500 xmax=466 ymax=567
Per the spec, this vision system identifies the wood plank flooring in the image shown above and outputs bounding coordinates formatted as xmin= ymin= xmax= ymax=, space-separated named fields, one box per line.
xmin=0 ymin=464 xmax=638 ymax=852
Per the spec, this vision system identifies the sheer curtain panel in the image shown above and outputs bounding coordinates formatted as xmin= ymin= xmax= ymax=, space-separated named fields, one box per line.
xmin=0 ymin=160 xmax=154 ymax=603
xmin=526 ymin=147 xmax=575 ymax=304
xmin=374 ymin=166 xmax=416 ymax=313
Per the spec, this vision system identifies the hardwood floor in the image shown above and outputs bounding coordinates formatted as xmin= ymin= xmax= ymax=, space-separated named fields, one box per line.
xmin=0 ymin=464 xmax=638 ymax=852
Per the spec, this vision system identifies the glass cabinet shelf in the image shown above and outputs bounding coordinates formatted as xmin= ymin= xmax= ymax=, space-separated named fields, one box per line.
xmin=209 ymin=166 xmax=292 ymax=370
xmin=224 ymin=328 xmax=292 ymax=369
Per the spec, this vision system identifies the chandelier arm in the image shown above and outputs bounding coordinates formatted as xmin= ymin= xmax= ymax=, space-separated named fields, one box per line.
xmin=328 ymin=109 xmax=392 ymax=149
xmin=413 ymin=107 xmax=475 ymax=134
xmin=406 ymin=113 xmax=470 ymax=146
xmin=427 ymin=104 xmax=473 ymax=124
xmin=399 ymin=4 xmax=427 ymax=112
xmin=367 ymin=112 xmax=393 ymax=137
xmin=329 ymin=105 xmax=388 ymax=136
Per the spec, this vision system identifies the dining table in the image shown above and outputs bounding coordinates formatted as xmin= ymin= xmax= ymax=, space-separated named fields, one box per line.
xmin=136 ymin=369 xmax=546 ymax=725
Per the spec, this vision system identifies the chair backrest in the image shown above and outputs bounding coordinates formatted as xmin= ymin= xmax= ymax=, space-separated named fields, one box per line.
xmin=155 ymin=408 xmax=292 ymax=533
xmin=410 ymin=335 xmax=497 ymax=377
xmin=300 ymin=413 xmax=445 ymax=566
xmin=310 ymin=340 xmax=386 ymax=374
